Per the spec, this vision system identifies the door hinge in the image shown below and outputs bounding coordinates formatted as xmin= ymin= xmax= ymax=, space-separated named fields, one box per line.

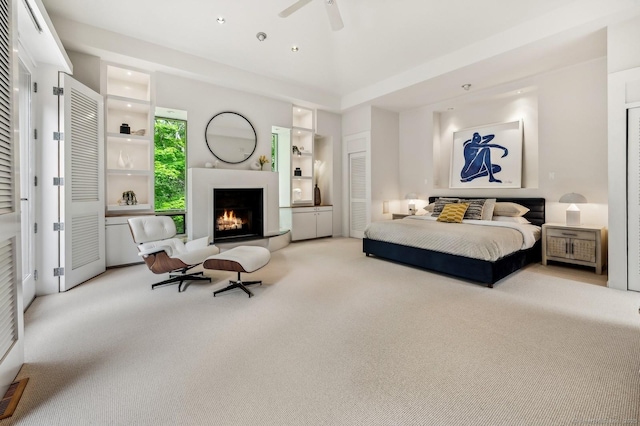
xmin=33 ymin=82 xmax=37 ymax=93
xmin=34 ymin=270 xmax=38 ymax=281
xmin=53 ymin=87 xmax=63 ymax=96
xmin=34 ymin=175 xmax=37 ymax=187
xmin=34 ymin=128 xmax=37 ymax=140
xmin=53 ymin=132 xmax=63 ymax=141
xmin=53 ymin=267 xmax=64 ymax=277
xmin=53 ymin=222 xmax=64 ymax=232
xmin=53 ymin=177 xmax=64 ymax=186
xmin=34 ymin=223 xmax=37 ymax=233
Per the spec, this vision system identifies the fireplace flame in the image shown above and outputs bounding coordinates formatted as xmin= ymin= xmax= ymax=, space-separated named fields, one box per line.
xmin=216 ymin=210 xmax=244 ymax=231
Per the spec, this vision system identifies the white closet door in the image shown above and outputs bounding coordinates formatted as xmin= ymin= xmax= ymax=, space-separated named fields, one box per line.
xmin=628 ymin=107 xmax=640 ymax=291
xmin=59 ymin=73 xmax=105 ymax=291
xmin=349 ymin=151 xmax=367 ymax=238
xmin=0 ymin=0 xmax=24 ymax=396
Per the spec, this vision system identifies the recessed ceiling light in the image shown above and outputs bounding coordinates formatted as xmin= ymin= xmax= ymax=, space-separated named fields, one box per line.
xmin=217 ymin=17 xmax=225 ymax=24
xmin=447 ymin=107 xmax=455 ymax=111
xmin=291 ymin=46 xmax=299 ymax=52
xmin=256 ymin=32 xmax=267 ymax=42
xmin=461 ymin=84 xmax=471 ymax=91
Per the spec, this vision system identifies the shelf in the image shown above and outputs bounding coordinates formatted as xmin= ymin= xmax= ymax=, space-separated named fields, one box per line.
xmin=107 ymin=96 xmax=151 ymax=113
xmin=107 ymin=132 xmax=150 ymax=142
xmin=107 ymin=203 xmax=152 ymax=212
xmin=107 ymin=169 xmax=152 ymax=176
xmin=293 ymin=176 xmax=312 ymax=180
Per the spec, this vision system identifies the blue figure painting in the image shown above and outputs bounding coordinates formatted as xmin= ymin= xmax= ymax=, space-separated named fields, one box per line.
xmin=460 ymin=132 xmax=508 ymax=183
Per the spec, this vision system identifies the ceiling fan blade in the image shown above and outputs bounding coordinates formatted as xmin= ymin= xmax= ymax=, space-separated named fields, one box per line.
xmin=278 ymin=0 xmax=313 ymax=18
xmin=324 ymin=0 xmax=344 ymax=31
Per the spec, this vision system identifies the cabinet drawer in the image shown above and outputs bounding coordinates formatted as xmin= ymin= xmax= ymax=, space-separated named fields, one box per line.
xmin=545 ymin=228 xmax=596 ymax=241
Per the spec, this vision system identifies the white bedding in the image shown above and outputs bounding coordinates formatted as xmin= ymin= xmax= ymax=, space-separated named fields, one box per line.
xmin=364 ymin=215 xmax=541 ymax=262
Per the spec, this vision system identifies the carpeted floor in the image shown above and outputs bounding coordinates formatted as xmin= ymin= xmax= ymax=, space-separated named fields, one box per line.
xmin=5 ymin=237 xmax=640 ymax=425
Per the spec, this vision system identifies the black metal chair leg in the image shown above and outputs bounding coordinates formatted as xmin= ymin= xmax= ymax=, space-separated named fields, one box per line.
xmin=213 ymin=272 xmax=262 ymax=298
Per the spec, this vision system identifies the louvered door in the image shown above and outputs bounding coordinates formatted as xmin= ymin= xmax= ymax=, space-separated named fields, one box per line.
xmin=628 ymin=107 xmax=640 ymax=291
xmin=0 ymin=0 xmax=24 ymax=395
xmin=349 ymin=151 xmax=367 ymax=238
xmin=59 ymin=73 xmax=105 ymax=291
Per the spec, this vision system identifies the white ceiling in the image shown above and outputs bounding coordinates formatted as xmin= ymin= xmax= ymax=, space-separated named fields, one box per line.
xmin=39 ymin=0 xmax=640 ymax=112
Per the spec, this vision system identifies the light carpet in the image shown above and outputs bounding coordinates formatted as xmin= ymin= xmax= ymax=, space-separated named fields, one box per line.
xmin=5 ymin=237 xmax=640 ymax=425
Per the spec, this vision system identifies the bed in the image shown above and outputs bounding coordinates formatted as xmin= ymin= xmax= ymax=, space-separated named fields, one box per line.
xmin=362 ymin=197 xmax=545 ymax=287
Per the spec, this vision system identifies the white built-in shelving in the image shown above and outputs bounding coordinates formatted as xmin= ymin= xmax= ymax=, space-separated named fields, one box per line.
xmin=102 ymin=64 xmax=154 ymax=212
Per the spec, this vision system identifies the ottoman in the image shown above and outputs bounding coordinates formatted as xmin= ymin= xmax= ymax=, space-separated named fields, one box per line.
xmin=203 ymin=246 xmax=271 ymax=298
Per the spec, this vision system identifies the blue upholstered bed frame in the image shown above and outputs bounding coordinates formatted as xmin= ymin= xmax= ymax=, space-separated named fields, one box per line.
xmin=362 ymin=198 xmax=545 ymax=287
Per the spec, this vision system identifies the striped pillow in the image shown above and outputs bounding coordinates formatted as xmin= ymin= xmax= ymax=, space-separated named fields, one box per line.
xmin=461 ymin=199 xmax=487 ymax=220
xmin=431 ymin=198 xmax=459 ymax=217
xmin=437 ymin=203 xmax=469 ymax=223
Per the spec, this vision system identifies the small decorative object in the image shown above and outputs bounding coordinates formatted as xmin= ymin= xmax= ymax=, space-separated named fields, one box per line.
xmin=119 ymin=123 xmax=130 ymax=134
xmin=250 ymin=161 xmax=261 ymax=170
xmin=117 ymin=150 xmax=126 ymax=168
xmin=314 ymin=184 xmax=321 ymax=206
xmin=205 ymin=162 xmax=213 ymax=168
xmin=124 ymin=154 xmax=133 ymax=169
xmin=132 ymin=129 xmax=146 ymax=136
xmin=293 ymin=188 xmax=302 ymax=201
xmin=294 ymin=167 xmax=302 ymax=176
xmin=258 ymin=154 xmax=270 ymax=170
xmin=121 ymin=190 xmax=137 ymax=205
xmin=292 ymin=145 xmax=301 ymax=156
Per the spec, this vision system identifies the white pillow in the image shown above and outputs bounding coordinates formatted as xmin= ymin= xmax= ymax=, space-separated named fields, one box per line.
xmin=481 ymin=198 xmax=496 ymax=221
xmin=493 ymin=215 xmax=530 ymax=224
xmin=493 ymin=202 xmax=529 ymax=217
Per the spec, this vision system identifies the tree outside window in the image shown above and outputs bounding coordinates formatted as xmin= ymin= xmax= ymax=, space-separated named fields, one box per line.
xmin=154 ymin=117 xmax=186 ymax=233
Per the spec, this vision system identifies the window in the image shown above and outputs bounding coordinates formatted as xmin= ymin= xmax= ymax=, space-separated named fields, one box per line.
xmin=154 ymin=117 xmax=186 ymax=233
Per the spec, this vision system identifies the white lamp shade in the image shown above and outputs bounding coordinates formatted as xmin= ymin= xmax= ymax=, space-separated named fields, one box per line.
xmin=559 ymin=193 xmax=587 ymax=204
xmin=404 ymin=193 xmax=418 ymax=200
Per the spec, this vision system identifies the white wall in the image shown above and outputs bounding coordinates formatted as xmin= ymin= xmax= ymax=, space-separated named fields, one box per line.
xmin=155 ymin=72 xmax=292 ymax=171
xmin=399 ymin=58 xmax=608 ymax=225
xmin=371 ymin=107 xmax=399 ymax=222
xmin=316 ymin=109 xmax=343 ymax=236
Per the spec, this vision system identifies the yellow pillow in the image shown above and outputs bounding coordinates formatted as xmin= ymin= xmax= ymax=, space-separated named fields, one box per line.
xmin=437 ymin=202 xmax=469 ymax=223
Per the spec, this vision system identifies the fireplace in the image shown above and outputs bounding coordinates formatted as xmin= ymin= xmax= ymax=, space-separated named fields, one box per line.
xmin=213 ymin=188 xmax=264 ymax=242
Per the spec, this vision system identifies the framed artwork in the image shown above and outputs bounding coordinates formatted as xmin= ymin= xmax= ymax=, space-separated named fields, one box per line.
xmin=449 ymin=120 xmax=523 ymax=189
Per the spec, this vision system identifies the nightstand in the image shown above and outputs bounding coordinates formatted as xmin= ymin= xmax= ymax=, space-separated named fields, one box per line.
xmin=542 ymin=223 xmax=607 ymax=274
xmin=392 ymin=213 xmax=410 ymax=220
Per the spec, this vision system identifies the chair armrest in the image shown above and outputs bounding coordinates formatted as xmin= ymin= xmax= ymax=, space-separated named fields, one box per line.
xmin=185 ymin=236 xmax=210 ymax=251
xmin=138 ymin=245 xmax=173 ymax=257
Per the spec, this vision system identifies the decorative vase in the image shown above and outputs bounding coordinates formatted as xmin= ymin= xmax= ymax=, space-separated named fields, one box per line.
xmin=314 ymin=184 xmax=321 ymax=206
xmin=117 ymin=150 xmax=126 ymax=168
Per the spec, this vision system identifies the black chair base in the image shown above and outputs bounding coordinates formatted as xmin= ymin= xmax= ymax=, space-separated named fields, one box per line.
xmin=213 ymin=272 xmax=262 ymax=298
xmin=152 ymin=271 xmax=211 ymax=293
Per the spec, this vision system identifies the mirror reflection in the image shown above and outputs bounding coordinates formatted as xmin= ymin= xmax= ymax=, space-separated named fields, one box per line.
xmin=205 ymin=112 xmax=257 ymax=164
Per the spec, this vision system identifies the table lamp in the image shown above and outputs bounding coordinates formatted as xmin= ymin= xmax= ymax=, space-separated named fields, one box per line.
xmin=405 ymin=193 xmax=418 ymax=215
xmin=559 ymin=192 xmax=587 ymax=226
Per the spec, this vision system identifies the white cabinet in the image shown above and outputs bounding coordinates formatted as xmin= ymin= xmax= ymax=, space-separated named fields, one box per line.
xmin=283 ymin=206 xmax=333 ymax=241
xmin=542 ymin=223 xmax=607 ymax=274
xmin=105 ymin=216 xmax=143 ymax=267
xmin=102 ymin=64 xmax=154 ymax=212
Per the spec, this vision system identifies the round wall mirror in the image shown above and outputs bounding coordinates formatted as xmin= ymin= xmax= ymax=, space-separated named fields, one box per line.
xmin=205 ymin=112 xmax=257 ymax=164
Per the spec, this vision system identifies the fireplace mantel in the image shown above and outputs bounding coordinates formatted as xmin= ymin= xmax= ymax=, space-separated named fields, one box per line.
xmin=187 ymin=168 xmax=280 ymax=243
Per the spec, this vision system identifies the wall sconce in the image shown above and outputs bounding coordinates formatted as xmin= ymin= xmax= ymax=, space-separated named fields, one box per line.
xmin=405 ymin=193 xmax=418 ymax=215
xmin=382 ymin=200 xmax=389 ymax=214
xmin=559 ymin=192 xmax=587 ymax=226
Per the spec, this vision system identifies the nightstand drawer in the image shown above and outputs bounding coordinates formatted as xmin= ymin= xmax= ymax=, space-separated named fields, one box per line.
xmin=545 ymin=228 xmax=596 ymax=241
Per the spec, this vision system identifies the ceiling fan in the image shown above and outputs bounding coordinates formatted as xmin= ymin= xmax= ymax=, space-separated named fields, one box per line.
xmin=278 ymin=0 xmax=344 ymax=31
